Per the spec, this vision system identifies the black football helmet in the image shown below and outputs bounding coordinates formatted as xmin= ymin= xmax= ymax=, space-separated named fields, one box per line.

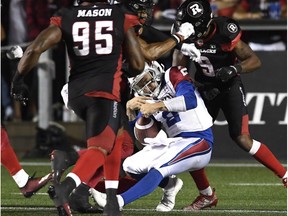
xmin=122 ymin=0 xmax=156 ymax=12
xmin=122 ymin=0 xmax=157 ymax=25
xmin=175 ymin=0 xmax=212 ymax=39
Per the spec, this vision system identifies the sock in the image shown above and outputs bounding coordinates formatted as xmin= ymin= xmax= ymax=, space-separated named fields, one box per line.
xmin=105 ymin=180 xmax=119 ymax=190
xmin=199 ymin=187 xmax=213 ymax=196
xmin=190 ymin=168 xmax=210 ymax=190
xmin=77 ymin=149 xmax=87 ymax=157
xmin=282 ymin=171 xmax=287 ymax=179
xmin=250 ymin=140 xmax=286 ymax=178
xmin=104 ymin=133 xmax=123 ymax=181
xmin=87 ymin=167 xmax=104 ymax=188
xmin=1 ymin=127 xmax=22 ymax=176
xmin=71 ymin=148 xmax=106 ymax=183
xmin=12 ymin=169 xmax=29 ymax=188
xmin=120 ymin=169 xmax=163 ymax=205
xmin=94 ymin=176 xmax=138 ymax=194
xmin=158 ymin=176 xmax=170 ymax=188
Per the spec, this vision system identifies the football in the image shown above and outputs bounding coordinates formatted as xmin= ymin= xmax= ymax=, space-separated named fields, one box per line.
xmin=134 ymin=117 xmax=160 ymax=149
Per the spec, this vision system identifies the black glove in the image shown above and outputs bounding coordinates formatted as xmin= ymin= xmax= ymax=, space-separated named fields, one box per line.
xmin=215 ymin=65 xmax=242 ymax=82
xmin=200 ymin=88 xmax=220 ymax=101
xmin=10 ymin=71 xmax=29 ymax=106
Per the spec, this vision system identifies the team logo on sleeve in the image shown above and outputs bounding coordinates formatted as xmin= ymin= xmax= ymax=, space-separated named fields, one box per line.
xmin=227 ymin=23 xmax=238 ymax=33
xmin=187 ymin=2 xmax=204 ymax=18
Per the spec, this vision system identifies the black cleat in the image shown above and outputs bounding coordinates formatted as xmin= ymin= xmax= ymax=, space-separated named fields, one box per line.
xmin=69 ymin=183 xmax=103 ymax=213
xmin=103 ymin=188 xmax=121 ymax=216
xmin=50 ymin=150 xmax=79 ymax=183
xmin=48 ymin=184 xmax=72 ymax=216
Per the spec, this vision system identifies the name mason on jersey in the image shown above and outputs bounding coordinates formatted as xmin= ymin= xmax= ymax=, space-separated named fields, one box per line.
xmin=77 ymin=9 xmax=112 ymax=17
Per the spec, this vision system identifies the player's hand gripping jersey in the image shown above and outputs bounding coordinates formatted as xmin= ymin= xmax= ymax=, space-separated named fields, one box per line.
xmin=191 ymin=17 xmax=242 ymax=88
xmin=50 ymin=4 xmax=137 ymax=101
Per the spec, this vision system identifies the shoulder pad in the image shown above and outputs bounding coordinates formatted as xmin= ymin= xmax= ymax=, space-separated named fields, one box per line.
xmin=214 ymin=16 xmax=241 ymax=42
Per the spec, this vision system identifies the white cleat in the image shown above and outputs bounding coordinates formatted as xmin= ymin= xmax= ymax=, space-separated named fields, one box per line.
xmin=156 ymin=175 xmax=183 ymax=212
xmin=89 ymin=188 xmax=107 ymax=209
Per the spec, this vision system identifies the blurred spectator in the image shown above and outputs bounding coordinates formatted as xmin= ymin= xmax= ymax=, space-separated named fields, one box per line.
xmin=232 ymin=0 xmax=286 ymax=51
xmin=1 ymin=0 xmax=28 ymax=121
xmin=153 ymin=0 xmax=184 ymax=20
xmin=232 ymin=0 xmax=286 ymax=19
xmin=1 ymin=23 xmax=14 ymax=121
xmin=210 ymin=0 xmax=240 ymax=17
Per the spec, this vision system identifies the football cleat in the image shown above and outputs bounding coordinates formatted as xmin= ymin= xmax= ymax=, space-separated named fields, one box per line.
xmin=183 ymin=188 xmax=218 ymax=211
xmin=48 ymin=185 xmax=72 ymax=216
xmin=50 ymin=150 xmax=78 ymax=183
xmin=69 ymin=183 xmax=103 ymax=213
xmin=20 ymin=172 xmax=53 ymax=198
xmin=90 ymin=188 xmax=107 ymax=209
xmin=156 ymin=176 xmax=183 ymax=212
xmin=103 ymin=188 xmax=121 ymax=216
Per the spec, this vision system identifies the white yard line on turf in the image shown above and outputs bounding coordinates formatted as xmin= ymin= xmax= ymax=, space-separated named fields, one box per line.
xmin=1 ymin=206 xmax=286 ymax=214
xmin=19 ymin=162 xmax=286 ymax=167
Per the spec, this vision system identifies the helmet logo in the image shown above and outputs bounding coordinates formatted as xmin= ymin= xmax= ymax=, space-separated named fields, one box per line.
xmin=227 ymin=23 xmax=238 ymax=33
xmin=187 ymin=2 xmax=203 ymax=18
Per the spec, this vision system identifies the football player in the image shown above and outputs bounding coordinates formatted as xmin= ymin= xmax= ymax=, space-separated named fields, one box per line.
xmin=91 ymin=60 xmax=215 ymax=211
xmin=172 ymin=0 xmax=287 ymax=210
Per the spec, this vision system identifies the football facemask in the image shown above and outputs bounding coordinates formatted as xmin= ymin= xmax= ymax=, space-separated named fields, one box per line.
xmin=129 ymin=61 xmax=164 ymax=97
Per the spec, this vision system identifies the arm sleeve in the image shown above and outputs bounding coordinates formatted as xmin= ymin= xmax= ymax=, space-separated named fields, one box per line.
xmin=175 ymin=80 xmax=197 ymax=110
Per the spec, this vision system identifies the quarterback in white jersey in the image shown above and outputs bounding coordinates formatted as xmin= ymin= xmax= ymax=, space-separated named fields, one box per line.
xmin=92 ymin=61 xmax=214 ymax=211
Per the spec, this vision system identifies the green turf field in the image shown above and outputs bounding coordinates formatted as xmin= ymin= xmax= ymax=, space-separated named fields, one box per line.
xmin=1 ymin=160 xmax=287 ymax=216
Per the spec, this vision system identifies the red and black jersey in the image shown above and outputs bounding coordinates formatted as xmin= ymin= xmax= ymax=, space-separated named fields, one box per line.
xmin=50 ymin=4 xmax=137 ymax=101
xmin=190 ymin=16 xmax=242 ymax=87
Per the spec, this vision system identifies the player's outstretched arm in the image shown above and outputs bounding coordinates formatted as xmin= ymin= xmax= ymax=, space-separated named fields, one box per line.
xmin=124 ymin=28 xmax=145 ymax=76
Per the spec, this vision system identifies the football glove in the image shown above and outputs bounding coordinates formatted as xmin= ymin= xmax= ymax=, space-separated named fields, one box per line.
xmin=200 ymin=88 xmax=220 ymax=101
xmin=171 ymin=22 xmax=195 ymax=43
xmin=11 ymin=71 xmax=29 ymax=106
xmin=215 ymin=65 xmax=242 ymax=82
xmin=180 ymin=43 xmax=201 ymax=62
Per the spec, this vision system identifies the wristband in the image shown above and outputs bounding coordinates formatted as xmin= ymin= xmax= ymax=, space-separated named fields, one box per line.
xmin=171 ymin=34 xmax=182 ymax=44
xmin=231 ymin=64 xmax=242 ymax=73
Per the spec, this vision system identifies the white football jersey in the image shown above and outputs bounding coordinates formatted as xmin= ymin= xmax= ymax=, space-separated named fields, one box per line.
xmin=152 ymin=66 xmax=213 ymax=138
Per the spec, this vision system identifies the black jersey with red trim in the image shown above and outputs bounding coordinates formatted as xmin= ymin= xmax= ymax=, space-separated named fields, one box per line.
xmin=50 ymin=4 xmax=136 ymax=101
xmin=191 ymin=16 xmax=242 ymax=87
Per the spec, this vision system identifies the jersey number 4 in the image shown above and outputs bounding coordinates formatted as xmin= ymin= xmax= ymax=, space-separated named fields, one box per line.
xmin=72 ymin=21 xmax=113 ymax=56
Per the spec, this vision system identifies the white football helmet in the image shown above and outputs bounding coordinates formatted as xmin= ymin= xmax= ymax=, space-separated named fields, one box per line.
xmin=129 ymin=61 xmax=165 ymax=98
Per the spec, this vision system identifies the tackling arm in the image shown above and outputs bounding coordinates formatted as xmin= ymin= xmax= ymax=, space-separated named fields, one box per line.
xmin=138 ymin=37 xmax=177 ymax=62
xmin=124 ymin=28 xmax=145 ymax=76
